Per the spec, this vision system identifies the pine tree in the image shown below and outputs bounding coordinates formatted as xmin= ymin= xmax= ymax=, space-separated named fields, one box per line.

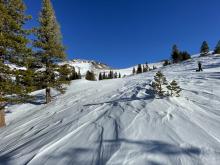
xmin=200 ymin=41 xmax=209 ymax=56
xmin=167 ymin=80 xmax=182 ymax=97
xmin=180 ymin=51 xmax=191 ymax=61
xmin=99 ymin=72 xmax=103 ymax=80
xmin=85 ymin=71 xmax=96 ymax=81
xmin=151 ymin=71 xmax=168 ymax=96
xmin=132 ymin=67 xmax=136 ymax=75
xmin=34 ymin=0 xmax=67 ymax=103
xmin=0 ymin=0 xmax=32 ymax=65
xmin=77 ymin=69 xmax=81 ymax=79
xmin=171 ymin=45 xmax=181 ymax=63
xmin=136 ymin=64 xmax=142 ymax=74
xmin=0 ymin=0 xmax=32 ymax=127
xmin=214 ymin=40 xmax=220 ymax=54
xmin=114 ymin=72 xmax=118 ymax=79
xmin=163 ymin=60 xmax=170 ymax=66
xmin=119 ymin=73 xmax=121 ymax=78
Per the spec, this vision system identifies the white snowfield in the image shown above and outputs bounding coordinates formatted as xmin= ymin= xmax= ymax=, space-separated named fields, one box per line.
xmin=1 ymin=55 xmax=220 ymax=165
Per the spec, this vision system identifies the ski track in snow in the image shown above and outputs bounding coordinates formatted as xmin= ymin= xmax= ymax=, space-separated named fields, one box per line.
xmin=0 ymin=55 xmax=220 ymax=164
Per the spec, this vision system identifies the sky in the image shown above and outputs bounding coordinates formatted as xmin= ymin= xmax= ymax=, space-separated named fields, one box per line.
xmin=24 ymin=0 xmax=220 ymax=68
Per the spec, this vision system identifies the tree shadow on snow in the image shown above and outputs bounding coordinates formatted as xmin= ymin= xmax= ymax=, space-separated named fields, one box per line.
xmin=84 ymin=88 xmax=156 ymax=107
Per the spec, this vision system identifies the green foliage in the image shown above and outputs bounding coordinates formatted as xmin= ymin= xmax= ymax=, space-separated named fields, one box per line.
xmin=214 ymin=40 xmax=220 ymax=54
xmin=136 ymin=64 xmax=142 ymax=74
xmin=33 ymin=0 xmax=67 ymax=103
xmin=0 ymin=0 xmax=32 ymax=65
xmin=132 ymin=67 xmax=136 ymax=75
xmin=151 ymin=71 xmax=168 ymax=96
xmin=163 ymin=60 xmax=171 ymax=66
xmin=167 ymin=80 xmax=182 ymax=97
xmin=99 ymin=72 xmax=103 ymax=80
xmin=180 ymin=51 xmax=191 ymax=61
xmin=200 ymin=41 xmax=209 ymax=56
xmin=171 ymin=45 xmax=180 ymax=63
xmin=85 ymin=71 xmax=96 ymax=81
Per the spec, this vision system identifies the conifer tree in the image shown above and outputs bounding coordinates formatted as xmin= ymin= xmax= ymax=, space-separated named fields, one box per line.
xmin=34 ymin=0 xmax=67 ymax=103
xmin=200 ymin=41 xmax=209 ymax=56
xmin=0 ymin=0 xmax=32 ymax=127
xmin=99 ymin=72 xmax=103 ymax=80
xmin=180 ymin=51 xmax=191 ymax=61
xmin=214 ymin=40 xmax=220 ymax=54
xmin=119 ymin=73 xmax=121 ymax=78
xmin=163 ymin=60 xmax=170 ymax=66
xmin=85 ymin=71 xmax=96 ymax=81
xmin=114 ymin=72 xmax=118 ymax=79
xmin=151 ymin=71 xmax=168 ymax=96
xmin=0 ymin=0 xmax=32 ymax=65
xmin=136 ymin=64 xmax=142 ymax=74
xmin=171 ymin=45 xmax=182 ymax=63
xmin=132 ymin=67 xmax=136 ymax=75
xmin=167 ymin=80 xmax=182 ymax=97
xmin=77 ymin=69 xmax=81 ymax=79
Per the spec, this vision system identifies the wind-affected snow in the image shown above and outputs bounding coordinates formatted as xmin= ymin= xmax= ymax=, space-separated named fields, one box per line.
xmin=0 ymin=55 xmax=220 ymax=165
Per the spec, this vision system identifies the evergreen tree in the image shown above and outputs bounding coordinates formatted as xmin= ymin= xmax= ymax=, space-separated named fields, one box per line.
xmin=0 ymin=0 xmax=32 ymax=127
xmin=34 ymin=0 xmax=67 ymax=103
xmin=0 ymin=0 xmax=32 ymax=65
xmin=151 ymin=71 xmax=168 ymax=96
xmin=77 ymin=69 xmax=81 ymax=79
xmin=114 ymin=72 xmax=118 ymax=79
xmin=167 ymin=80 xmax=182 ymax=97
xmin=132 ymin=67 xmax=136 ymax=75
xmin=59 ymin=64 xmax=72 ymax=82
xmin=85 ymin=71 xmax=96 ymax=81
xmin=119 ymin=73 xmax=121 ymax=78
xmin=180 ymin=51 xmax=191 ymax=61
xmin=103 ymin=72 xmax=106 ymax=79
xmin=136 ymin=64 xmax=142 ymax=74
xmin=171 ymin=45 xmax=181 ymax=63
xmin=99 ymin=72 xmax=103 ymax=80
xmin=163 ymin=60 xmax=170 ymax=66
xmin=214 ymin=40 xmax=220 ymax=54
xmin=200 ymin=41 xmax=209 ymax=56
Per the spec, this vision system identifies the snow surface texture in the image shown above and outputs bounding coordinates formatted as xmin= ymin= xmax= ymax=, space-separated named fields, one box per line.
xmin=1 ymin=55 xmax=220 ymax=165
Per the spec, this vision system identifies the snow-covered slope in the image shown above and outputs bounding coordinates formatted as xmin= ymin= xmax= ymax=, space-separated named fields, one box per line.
xmin=1 ymin=55 xmax=220 ymax=165
xmin=58 ymin=59 xmax=111 ymax=75
xmin=59 ymin=59 xmax=163 ymax=77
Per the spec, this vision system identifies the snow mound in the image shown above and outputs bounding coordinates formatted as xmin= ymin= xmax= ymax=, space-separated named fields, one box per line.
xmin=0 ymin=55 xmax=220 ymax=164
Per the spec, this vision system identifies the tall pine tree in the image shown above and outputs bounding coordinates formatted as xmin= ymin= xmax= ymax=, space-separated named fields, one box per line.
xmin=34 ymin=0 xmax=67 ymax=103
xmin=171 ymin=44 xmax=181 ymax=63
xmin=214 ymin=40 xmax=220 ymax=54
xmin=200 ymin=41 xmax=209 ymax=56
xmin=0 ymin=0 xmax=31 ymax=127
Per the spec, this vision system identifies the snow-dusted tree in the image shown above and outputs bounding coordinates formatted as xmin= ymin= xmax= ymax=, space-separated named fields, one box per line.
xmin=167 ymin=80 xmax=182 ymax=97
xmin=214 ymin=40 xmax=220 ymax=54
xmin=151 ymin=71 xmax=168 ymax=96
xmin=118 ymin=73 xmax=121 ymax=78
xmin=34 ymin=0 xmax=67 ymax=103
xmin=200 ymin=41 xmax=209 ymax=56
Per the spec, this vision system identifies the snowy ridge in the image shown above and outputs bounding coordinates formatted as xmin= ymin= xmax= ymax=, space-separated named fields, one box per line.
xmin=0 ymin=55 xmax=220 ymax=164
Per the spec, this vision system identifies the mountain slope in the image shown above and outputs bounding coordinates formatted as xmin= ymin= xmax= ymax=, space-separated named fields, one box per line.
xmin=0 ymin=55 xmax=220 ymax=165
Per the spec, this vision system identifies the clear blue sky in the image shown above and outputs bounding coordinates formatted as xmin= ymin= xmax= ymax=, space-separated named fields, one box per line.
xmin=24 ymin=0 xmax=220 ymax=68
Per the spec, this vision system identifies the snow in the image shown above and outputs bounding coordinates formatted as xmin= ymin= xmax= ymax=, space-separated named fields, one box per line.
xmin=1 ymin=55 xmax=220 ymax=164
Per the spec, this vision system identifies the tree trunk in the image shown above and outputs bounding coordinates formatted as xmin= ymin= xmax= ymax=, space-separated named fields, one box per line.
xmin=0 ymin=108 xmax=6 ymax=128
xmin=46 ymin=87 xmax=51 ymax=104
